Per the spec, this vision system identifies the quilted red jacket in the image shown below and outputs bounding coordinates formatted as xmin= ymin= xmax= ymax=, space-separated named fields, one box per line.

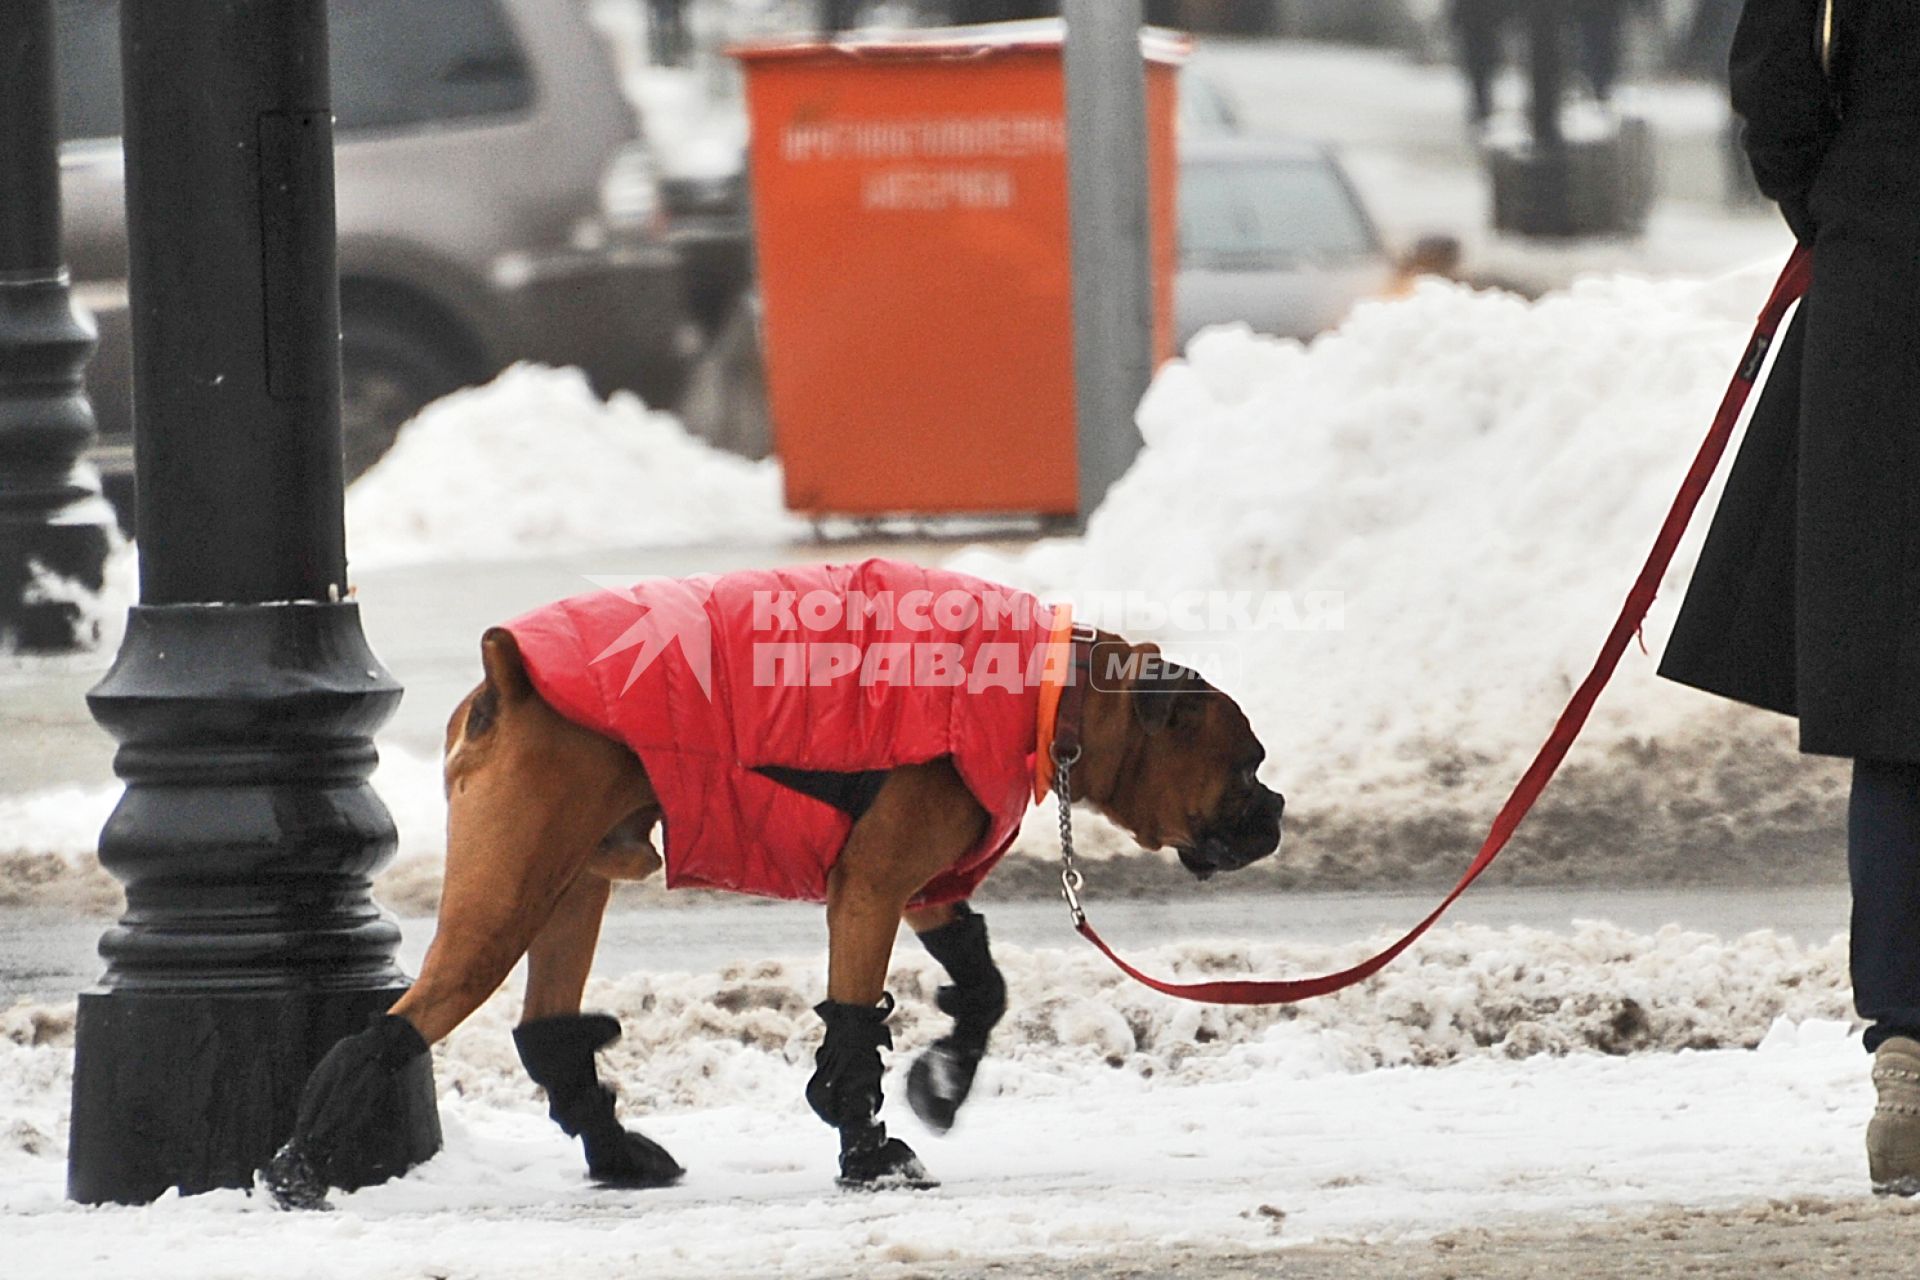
xmin=501 ymin=559 xmax=1065 ymax=904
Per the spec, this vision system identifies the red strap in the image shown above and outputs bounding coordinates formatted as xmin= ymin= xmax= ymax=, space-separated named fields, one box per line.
xmin=1076 ymin=247 xmax=1816 ymax=1005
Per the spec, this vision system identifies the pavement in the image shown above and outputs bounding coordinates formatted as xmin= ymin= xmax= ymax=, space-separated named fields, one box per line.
xmin=910 ymin=1195 xmax=1920 ymax=1278
xmin=1190 ymin=39 xmax=1797 ymax=295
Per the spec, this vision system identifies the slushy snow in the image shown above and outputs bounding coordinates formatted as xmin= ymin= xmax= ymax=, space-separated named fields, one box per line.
xmin=344 ymin=364 xmax=803 ymax=571
xmin=0 ymin=924 xmax=1873 ymax=1276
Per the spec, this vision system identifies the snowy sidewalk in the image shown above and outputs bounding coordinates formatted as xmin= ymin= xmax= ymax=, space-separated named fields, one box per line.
xmin=0 ymin=915 xmax=1886 ymax=1278
xmin=0 ymin=1010 xmax=1882 ymax=1279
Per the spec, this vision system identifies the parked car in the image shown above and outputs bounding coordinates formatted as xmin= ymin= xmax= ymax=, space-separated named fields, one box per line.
xmin=54 ymin=0 xmax=699 ymax=510
xmin=1178 ymin=64 xmax=1245 ymax=136
xmin=1174 ymin=135 xmax=1397 ymax=348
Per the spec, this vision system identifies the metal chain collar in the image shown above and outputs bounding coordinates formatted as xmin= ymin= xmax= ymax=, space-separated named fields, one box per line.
xmin=1052 ymin=743 xmax=1084 ymax=926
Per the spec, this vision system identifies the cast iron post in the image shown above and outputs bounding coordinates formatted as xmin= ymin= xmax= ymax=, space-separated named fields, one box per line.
xmin=1063 ymin=0 xmax=1152 ymax=521
xmin=68 ymin=0 xmax=439 ymax=1204
xmin=0 ymin=0 xmax=115 ymax=652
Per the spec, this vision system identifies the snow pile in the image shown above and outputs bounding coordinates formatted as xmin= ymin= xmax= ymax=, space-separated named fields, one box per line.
xmin=419 ymin=922 xmax=1854 ymax=1115
xmin=2 ymin=270 xmax=1842 ymax=907
xmin=345 ymin=364 xmax=802 ymax=572
xmin=0 ymin=786 xmax=117 ymax=911
xmin=955 ymin=265 xmax=1846 ymax=887
xmin=5 ymin=922 xmax=1851 ymax=1132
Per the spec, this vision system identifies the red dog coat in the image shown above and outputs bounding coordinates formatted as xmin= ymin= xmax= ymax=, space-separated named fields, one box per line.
xmin=501 ymin=559 xmax=1068 ymax=904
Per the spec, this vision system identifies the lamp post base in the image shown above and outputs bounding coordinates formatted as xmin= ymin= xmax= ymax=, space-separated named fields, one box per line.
xmin=67 ymin=986 xmax=439 ymax=1205
xmin=71 ymin=601 xmax=441 ymax=1204
xmin=0 ymin=274 xmax=115 ymax=654
xmin=0 ymin=510 xmax=112 ymax=650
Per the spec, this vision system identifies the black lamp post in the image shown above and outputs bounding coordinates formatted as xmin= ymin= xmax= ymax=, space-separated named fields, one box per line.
xmin=67 ymin=0 xmax=439 ymax=1204
xmin=0 ymin=0 xmax=115 ymax=653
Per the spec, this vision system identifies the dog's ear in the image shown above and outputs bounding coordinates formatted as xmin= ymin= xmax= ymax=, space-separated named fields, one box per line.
xmin=479 ymin=627 xmax=534 ymax=702
xmin=1123 ymin=643 xmax=1206 ymax=735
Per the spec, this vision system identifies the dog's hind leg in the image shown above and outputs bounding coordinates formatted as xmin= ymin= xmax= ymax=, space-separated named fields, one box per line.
xmin=392 ymin=630 xmax=653 ymax=1045
xmin=513 ymin=870 xmax=684 ymax=1188
xmin=522 ymin=872 xmax=614 ymax=1022
xmin=902 ymin=901 xmax=1006 ymax=1134
xmin=267 ymin=629 xmax=655 ymax=1207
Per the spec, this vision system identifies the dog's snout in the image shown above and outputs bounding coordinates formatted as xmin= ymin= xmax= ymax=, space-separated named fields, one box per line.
xmin=1262 ymin=787 xmax=1285 ymax=822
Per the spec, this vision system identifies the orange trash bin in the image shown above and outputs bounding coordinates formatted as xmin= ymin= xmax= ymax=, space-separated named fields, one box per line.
xmin=733 ymin=21 xmax=1185 ymax=519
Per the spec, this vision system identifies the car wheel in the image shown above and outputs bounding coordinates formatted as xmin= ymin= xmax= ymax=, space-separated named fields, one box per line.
xmin=339 ymin=311 xmax=474 ymax=480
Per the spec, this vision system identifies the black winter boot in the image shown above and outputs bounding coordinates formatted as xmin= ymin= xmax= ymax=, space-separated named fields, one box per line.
xmin=513 ymin=1012 xmax=683 ymax=1188
xmin=808 ymin=995 xmax=934 ymax=1189
xmin=264 ymin=1014 xmax=442 ymax=1211
xmin=907 ymin=906 xmax=1006 ymax=1133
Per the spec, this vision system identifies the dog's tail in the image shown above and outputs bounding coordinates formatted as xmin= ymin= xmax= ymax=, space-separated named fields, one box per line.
xmin=445 ymin=628 xmax=534 ymax=772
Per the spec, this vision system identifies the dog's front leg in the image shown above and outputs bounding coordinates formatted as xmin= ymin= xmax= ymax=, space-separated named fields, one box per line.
xmin=903 ymin=901 xmax=1006 ymax=1132
xmin=812 ymin=865 xmax=934 ymax=1189
xmin=810 ymin=760 xmax=986 ymax=1189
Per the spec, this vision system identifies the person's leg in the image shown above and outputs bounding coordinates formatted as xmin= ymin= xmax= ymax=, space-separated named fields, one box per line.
xmin=1849 ymin=757 xmax=1920 ymax=1049
xmin=1575 ymin=4 xmax=1623 ymax=105
xmin=1456 ymin=17 xmax=1500 ymax=126
xmin=1850 ymin=757 xmax=1920 ymax=1194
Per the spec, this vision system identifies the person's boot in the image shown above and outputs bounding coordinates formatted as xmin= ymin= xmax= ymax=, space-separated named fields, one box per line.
xmin=264 ymin=1014 xmax=441 ymax=1211
xmin=907 ymin=906 xmax=1006 ymax=1133
xmin=1870 ymin=1035 xmax=1920 ymax=1195
xmin=513 ymin=1013 xmax=683 ymax=1188
xmin=807 ymin=995 xmax=934 ymax=1189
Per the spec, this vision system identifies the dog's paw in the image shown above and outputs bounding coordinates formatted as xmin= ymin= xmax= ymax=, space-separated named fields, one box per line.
xmin=262 ymin=1141 xmax=335 ymax=1212
xmin=586 ymin=1128 xmax=685 ymax=1189
xmin=907 ymin=1041 xmax=980 ymax=1135
xmin=836 ymin=1136 xmax=937 ymax=1190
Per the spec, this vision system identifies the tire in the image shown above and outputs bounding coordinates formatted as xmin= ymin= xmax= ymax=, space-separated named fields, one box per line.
xmin=338 ymin=309 xmax=474 ymax=480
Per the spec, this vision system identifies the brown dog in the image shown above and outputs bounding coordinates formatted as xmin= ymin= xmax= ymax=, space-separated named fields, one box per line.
xmin=266 ymin=566 xmax=1283 ymax=1205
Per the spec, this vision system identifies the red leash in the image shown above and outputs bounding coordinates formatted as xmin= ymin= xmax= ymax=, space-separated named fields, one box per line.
xmin=1067 ymin=247 xmax=1815 ymax=1005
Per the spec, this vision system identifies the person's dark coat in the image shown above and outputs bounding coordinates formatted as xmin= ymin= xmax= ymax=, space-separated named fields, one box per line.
xmin=1661 ymin=0 xmax=1920 ymax=762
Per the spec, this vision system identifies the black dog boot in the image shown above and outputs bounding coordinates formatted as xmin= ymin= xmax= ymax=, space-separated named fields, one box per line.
xmin=513 ymin=1012 xmax=684 ymax=1188
xmin=265 ymin=1014 xmax=442 ymax=1211
xmin=808 ymin=995 xmax=935 ymax=1189
xmin=907 ymin=906 xmax=1006 ymax=1133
